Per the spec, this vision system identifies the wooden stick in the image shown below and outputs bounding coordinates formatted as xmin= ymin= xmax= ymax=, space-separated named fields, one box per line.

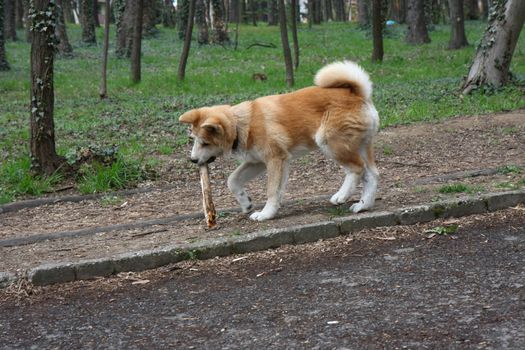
xmin=199 ymin=164 xmax=217 ymax=228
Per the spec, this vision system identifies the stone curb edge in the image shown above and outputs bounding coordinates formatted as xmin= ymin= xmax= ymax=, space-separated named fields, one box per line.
xmin=1 ymin=190 xmax=524 ymax=289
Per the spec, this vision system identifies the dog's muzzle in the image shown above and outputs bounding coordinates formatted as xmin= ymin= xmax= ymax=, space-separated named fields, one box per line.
xmin=190 ymin=156 xmax=216 ymax=165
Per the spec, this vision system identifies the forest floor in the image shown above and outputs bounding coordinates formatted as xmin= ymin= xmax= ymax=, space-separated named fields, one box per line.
xmin=0 ymin=110 xmax=524 ymax=274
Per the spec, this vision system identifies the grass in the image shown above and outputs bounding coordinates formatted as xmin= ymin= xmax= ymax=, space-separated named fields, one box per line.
xmin=438 ymin=183 xmax=484 ymax=194
xmin=1 ymin=20 xmax=525 ymax=203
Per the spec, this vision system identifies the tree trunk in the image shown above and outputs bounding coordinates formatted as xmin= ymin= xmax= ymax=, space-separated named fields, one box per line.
xmin=313 ymin=0 xmax=322 ymax=24
xmin=211 ymin=0 xmax=229 ymax=43
xmin=447 ymin=0 xmax=468 ymax=49
xmin=480 ymin=0 xmax=489 ymax=19
xmin=323 ymin=0 xmax=333 ymax=21
xmin=267 ymin=0 xmax=277 ymax=25
xmin=142 ymin=0 xmax=159 ymax=37
xmin=462 ymin=0 xmax=525 ymax=94
xmin=334 ymin=0 xmax=345 ymax=21
xmin=249 ymin=0 xmax=257 ymax=25
xmin=4 ymin=0 xmax=16 ymax=40
xmin=0 ymin=0 xmax=10 ymax=70
xmin=177 ymin=0 xmax=189 ymax=39
xmin=357 ymin=0 xmax=370 ymax=27
xmin=278 ymin=0 xmax=293 ymax=86
xmin=100 ymin=0 xmax=110 ymax=98
xmin=162 ymin=0 xmax=176 ymax=27
xmin=234 ymin=0 xmax=240 ymax=48
xmin=389 ymin=0 xmax=407 ymax=23
xmin=22 ymin=0 xmax=30 ymax=41
xmin=464 ymin=0 xmax=478 ymax=19
xmin=196 ymin=0 xmax=209 ymax=44
xmin=80 ymin=0 xmax=96 ymax=44
xmin=178 ymin=0 xmax=195 ymax=80
xmin=61 ymin=0 xmax=75 ymax=23
xmin=55 ymin=0 xmax=73 ymax=56
xmin=131 ymin=0 xmax=143 ymax=83
xmin=405 ymin=0 xmax=430 ymax=44
xmin=93 ymin=0 xmax=99 ymax=27
xmin=290 ymin=0 xmax=299 ymax=70
xmin=15 ymin=0 xmax=23 ymax=28
xmin=372 ymin=0 xmax=384 ymax=62
xmin=115 ymin=0 xmax=133 ymax=57
xmin=30 ymin=0 xmax=65 ymax=175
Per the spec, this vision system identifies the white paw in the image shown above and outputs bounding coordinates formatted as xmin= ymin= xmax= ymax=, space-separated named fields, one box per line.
xmin=330 ymin=192 xmax=349 ymax=205
xmin=249 ymin=210 xmax=275 ymax=221
xmin=350 ymin=201 xmax=368 ymax=213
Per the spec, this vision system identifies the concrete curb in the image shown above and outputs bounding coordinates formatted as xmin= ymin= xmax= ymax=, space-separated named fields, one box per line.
xmin=2 ymin=190 xmax=524 ymax=288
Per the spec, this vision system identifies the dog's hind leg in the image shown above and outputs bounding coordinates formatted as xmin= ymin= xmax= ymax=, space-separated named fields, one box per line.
xmin=330 ymin=165 xmax=361 ymax=205
xmin=250 ymin=158 xmax=290 ymax=221
xmin=228 ymin=162 xmax=266 ymax=213
xmin=350 ymin=143 xmax=378 ymax=213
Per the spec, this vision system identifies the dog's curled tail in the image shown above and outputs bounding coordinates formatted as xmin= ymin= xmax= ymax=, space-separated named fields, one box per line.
xmin=314 ymin=61 xmax=372 ymax=101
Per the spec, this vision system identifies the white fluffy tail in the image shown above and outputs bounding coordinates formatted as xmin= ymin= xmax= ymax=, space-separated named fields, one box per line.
xmin=314 ymin=61 xmax=373 ymax=100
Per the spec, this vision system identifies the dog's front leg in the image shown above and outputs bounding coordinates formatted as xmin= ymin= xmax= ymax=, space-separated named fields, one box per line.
xmin=228 ymin=162 xmax=266 ymax=213
xmin=250 ymin=159 xmax=289 ymax=221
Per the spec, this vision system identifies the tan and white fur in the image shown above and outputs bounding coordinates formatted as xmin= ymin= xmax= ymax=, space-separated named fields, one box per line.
xmin=179 ymin=61 xmax=379 ymax=221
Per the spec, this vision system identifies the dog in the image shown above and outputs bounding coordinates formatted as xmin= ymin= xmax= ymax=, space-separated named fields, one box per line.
xmin=179 ymin=61 xmax=379 ymax=221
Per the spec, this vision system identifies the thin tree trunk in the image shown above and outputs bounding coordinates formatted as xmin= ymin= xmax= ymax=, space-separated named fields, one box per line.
xmin=334 ymin=0 xmax=345 ymax=21
xmin=196 ymin=0 xmax=209 ymax=44
xmin=100 ymin=0 xmax=110 ymax=98
xmin=177 ymin=0 xmax=189 ymax=39
xmin=268 ymin=0 xmax=277 ymax=25
xmin=372 ymin=0 xmax=384 ymax=62
xmin=0 ymin=0 xmax=10 ymax=70
xmin=307 ymin=0 xmax=313 ymax=28
xmin=405 ymin=0 xmax=430 ymax=44
xmin=234 ymin=0 xmax=240 ymax=49
xmin=278 ymin=0 xmax=293 ymax=87
xmin=80 ymin=0 xmax=96 ymax=44
xmin=447 ymin=0 xmax=468 ymax=49
xmin=93 ymin=0 xmax=99 ymax=27
xmin=162 ymin=0 xmax=176 ymax=27
xmin=115 ymin=0 xmax=133 ymax=57
xmin=131 ymin=0 xmax=143 ymax=83
xmin=178 ymin=0 xmax=195 ymax=80
xmin=62 ymin=0 xmax=75 ymax=23
xmin=15 ymin=0 xmax=23 ymax=28
xmin=22 ymin=0 xmax=30 ymax=41
xmin=211 ymin=0 xmax=229 ymax=42
xmin=55 ymin=0 xmax=73 ymax=56
xmin=462 ymin=0 xmax=525 ymax=94
xmin=4 ymin=0 xmax=16 ymax=40
xmin=30 ymin=0 xmax=66 ymax=175
xmin=290 ymin=0 xmax=299 ymax=70
xmin=357 ymin=0 xmax=370 ymax=27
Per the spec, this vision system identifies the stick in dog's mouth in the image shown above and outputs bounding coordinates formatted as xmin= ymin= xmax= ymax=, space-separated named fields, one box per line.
xmin=199 ymin=164 xmax=217 ymax=228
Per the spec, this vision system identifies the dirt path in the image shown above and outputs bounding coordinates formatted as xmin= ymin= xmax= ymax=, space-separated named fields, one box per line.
xmin=0 ymin=111 xmax=524 ymax=273
xmin=1 ymin=209 xmax=524 ymax=349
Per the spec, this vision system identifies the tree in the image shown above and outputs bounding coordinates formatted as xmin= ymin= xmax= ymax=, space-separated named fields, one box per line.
xmin=447 ymin=0 xmax=468 ymax=49
xmin=196 ymin=0 xmax=209 ymax=44
xmin=100 ymin=0 xmax=109 ymax=98
xmin=372 ymin=0 xmax=384 ymax=62
xmin=55 ymin=0 xmax=73 ymax=56
xmin=162 ymin=0 xmax=175 ymax=27
xmin=334 ymin=0 xmax=346 ymax=21
xmin=357 ymin=0 xmax=370 ymax=27
xmin=462 ymin=0 xmax=525 ymax=94
xmin=405 ymin=0 xmax=430 ymax=44
xmin=178 ymin=0 xmax=195 ymax=80
xmin=29 ymin=0 xmax=66 ymax=175
xmin=290 ymin=0 xmax=299 ymax=70
xmin=211 ymin=0 xmax=229 ymax=43
xmin=115 ymin=0 xmax=133 ymax=57
xmin=0 ymin=0 xmax=10 ymax=70
xmin=131 ymin=0 xmax=144 ymax=83
xmin=80 ymin=0 xmax=96 ymax=44
xmin=278 ymin=0 xmax=293 ymax=86
xmin=268 ymin=0 xmax=277 ymax=25
xmin=177 ymin=0 xmax=189 ymax=39
xmin=4 ymin=0 xmax=17 ymax=40
xmin=464 ymin=0 xmax=479 ymax=20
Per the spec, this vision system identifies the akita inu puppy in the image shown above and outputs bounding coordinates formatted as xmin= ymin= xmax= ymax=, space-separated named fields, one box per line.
xmin=179 ymin=61 xmax=379 ymax=221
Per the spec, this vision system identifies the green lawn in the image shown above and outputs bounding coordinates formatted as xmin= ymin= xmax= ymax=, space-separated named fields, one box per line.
xmin=0 ymin=21 xmax=524 ymax=203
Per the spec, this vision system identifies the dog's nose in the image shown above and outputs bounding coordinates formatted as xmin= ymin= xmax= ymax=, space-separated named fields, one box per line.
xmin=190 ymin=158 xmax=198 ymax=164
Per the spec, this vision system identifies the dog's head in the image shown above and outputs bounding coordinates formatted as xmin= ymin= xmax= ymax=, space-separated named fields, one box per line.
xmin=179 ymin=105 xmax=236 ymax=165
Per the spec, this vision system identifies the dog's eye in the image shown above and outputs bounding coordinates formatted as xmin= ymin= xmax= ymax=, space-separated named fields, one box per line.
xmin=201 ymin=142 xmax=210 ymax=147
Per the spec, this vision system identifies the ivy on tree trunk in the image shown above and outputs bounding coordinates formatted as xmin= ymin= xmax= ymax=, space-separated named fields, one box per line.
xmin=0 ymin=0 xmax=11 ymax=70
xmin=462 ymin=0 xmax=525 ymax=94
xmin=29 ymin=0 xmax=66 ymax=175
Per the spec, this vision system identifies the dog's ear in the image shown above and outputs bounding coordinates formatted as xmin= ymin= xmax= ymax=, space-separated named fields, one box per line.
xmin=201 ymin=122 xmax=224 ymax=136
xmin=179 ymin=110 xmax=199 ymax=125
